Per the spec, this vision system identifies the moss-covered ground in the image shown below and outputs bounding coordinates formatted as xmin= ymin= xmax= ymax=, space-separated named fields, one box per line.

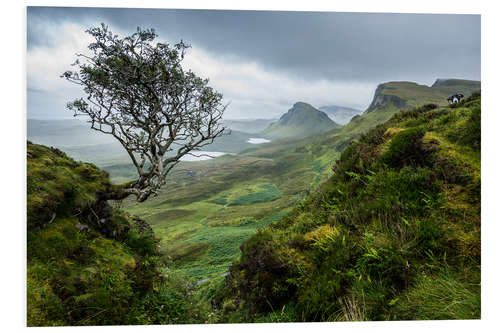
xmin=27 ymin=142 xmax=214 ymax=326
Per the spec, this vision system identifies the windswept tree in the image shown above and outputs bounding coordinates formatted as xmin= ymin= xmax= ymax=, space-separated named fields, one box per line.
xmin=62 ymin=24 xmax=227 ymax=202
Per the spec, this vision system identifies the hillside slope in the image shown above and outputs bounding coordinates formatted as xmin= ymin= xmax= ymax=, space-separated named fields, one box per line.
xmin=215 ymin=93 xmax=481 ymax=322
xmin=365 ymin=79 xmax=480 ymax=114
xmin=323 ymin=79 xmax=480 ymax=147
xmin=27 ymin=142 xmax=212 ymax=326
xmin=262 ymin=102 xmax=341 ymax=139
xmin=120 ymin=79 xmax=480 ymax=287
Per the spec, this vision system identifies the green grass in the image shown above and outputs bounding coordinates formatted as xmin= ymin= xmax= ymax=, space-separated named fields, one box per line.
xmin=210 ymin=193 xmax=230 ymax=205
xmin=227 ymin=183 xmax=281 ymax=206
xmin=124 ymin=176 xmax=300 ymax=280
xmin=120 ymin=85 xmax=480 ymax=289
xmin=392 ymin=268 xmax=480 ymax=320
xmin=215 ymin=93 xmax=481 ymax=322
xmin=175 ymin=210 xmax=290 ymax=279
xmin=28 ymin=80 xmax=481 ymax=325
xmin=26 ymin=142 xmax=112 ymax=229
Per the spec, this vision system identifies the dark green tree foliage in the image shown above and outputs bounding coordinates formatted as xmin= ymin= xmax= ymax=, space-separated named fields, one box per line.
xmin=62 ymin=24 xmax=227 ymax=202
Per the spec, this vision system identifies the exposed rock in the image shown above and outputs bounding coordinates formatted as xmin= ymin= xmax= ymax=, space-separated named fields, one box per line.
xmin=75 ymin=222 xmax=90 ymax=232
xmin=365 ymin=84 xmax=407 ymax=113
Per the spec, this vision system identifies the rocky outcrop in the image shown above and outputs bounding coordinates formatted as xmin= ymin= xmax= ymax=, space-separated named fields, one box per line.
xmin=365 ymin=84 xmax=407 ymax=113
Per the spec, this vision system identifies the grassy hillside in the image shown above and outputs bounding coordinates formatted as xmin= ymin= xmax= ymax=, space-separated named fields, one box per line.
xmin=366 ymin=79 xmax=480 ymax=114
xmin=262 ymin=102 xmax=341 ymax=139
xmin=322 ymin=79 xmax=481 ymax=145
xmin=120 ymin=105 xmax=355 ymax=284
xmin=120 ymin=79 xmax=480 ymax=288
xmin=31 ymin=80 xmax=479 ymax=175
xmin=27 ymin=79 xmax=481 ymax=325
xmin=214 ymin=93 xmax=481 ymax=322
xmin=27 ymin=142 xmax=214 ymax=326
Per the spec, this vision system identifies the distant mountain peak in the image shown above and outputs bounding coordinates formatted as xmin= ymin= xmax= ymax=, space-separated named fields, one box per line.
xmin=318 ymin=104 xmax=363 ymax=125
xmin=262 ymin=102 xmax=340 ymax=139
xmin=292 ymin=101 xmax=311 ymax=108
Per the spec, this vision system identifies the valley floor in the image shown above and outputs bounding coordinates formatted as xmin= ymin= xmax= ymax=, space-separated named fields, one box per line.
xmin=122 ymin=142 xmax=338 ymax=281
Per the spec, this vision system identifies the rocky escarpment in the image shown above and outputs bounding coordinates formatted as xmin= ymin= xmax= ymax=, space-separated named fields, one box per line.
xmin=364 ymin=79 xmax=481 ymax=115
xmin=365 ymin=83 xmax=407 ymax=113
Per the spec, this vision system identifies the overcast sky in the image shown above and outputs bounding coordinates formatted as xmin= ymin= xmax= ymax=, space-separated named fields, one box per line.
xmin=27 ymin=7 xmax=480 ymax=119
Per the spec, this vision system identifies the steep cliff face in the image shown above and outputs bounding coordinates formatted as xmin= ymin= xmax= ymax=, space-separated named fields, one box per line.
xmin=365 ymin=84 xmax=407 ymax=113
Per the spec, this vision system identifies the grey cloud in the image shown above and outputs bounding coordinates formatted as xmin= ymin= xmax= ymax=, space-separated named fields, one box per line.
xmin=27 ymin=7 xmax=480 ymax=84
xmin=27 ymin=86 xmax=46 ymax=94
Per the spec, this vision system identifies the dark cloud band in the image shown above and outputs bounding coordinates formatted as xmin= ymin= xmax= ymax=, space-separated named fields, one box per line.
xmin=27 ymin=7 xmax=480 ymax=83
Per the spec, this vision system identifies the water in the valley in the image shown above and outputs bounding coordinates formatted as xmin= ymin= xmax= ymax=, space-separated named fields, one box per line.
xmin=247 ymin=138 xmax=271 ymax=144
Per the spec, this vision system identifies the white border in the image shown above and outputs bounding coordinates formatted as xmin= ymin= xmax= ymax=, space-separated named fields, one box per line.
xmin=3 ymin=1 xmax=499 ymax=332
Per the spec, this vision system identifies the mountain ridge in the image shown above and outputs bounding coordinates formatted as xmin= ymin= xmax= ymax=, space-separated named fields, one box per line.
xmin=261 ymin=102 xmax=341 ymax=139
xmin=365 ymin=79 xmax=480 ymax=114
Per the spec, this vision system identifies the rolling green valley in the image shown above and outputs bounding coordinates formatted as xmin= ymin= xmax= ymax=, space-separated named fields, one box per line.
xmin=27 ymin=78 xmax=481 ymax=325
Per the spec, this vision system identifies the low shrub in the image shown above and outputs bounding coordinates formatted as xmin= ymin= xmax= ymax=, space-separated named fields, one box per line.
xmin=458 ymin=103 xmax=481 ymax=148
xmin=381 ymin=127 xmax=427 ymax=168
xmin=127 ymin=272 xmax=198 ymax=324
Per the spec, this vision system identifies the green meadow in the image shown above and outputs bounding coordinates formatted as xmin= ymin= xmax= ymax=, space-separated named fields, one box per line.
xmin=122 ymin=141 xmax=338 ymax=280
